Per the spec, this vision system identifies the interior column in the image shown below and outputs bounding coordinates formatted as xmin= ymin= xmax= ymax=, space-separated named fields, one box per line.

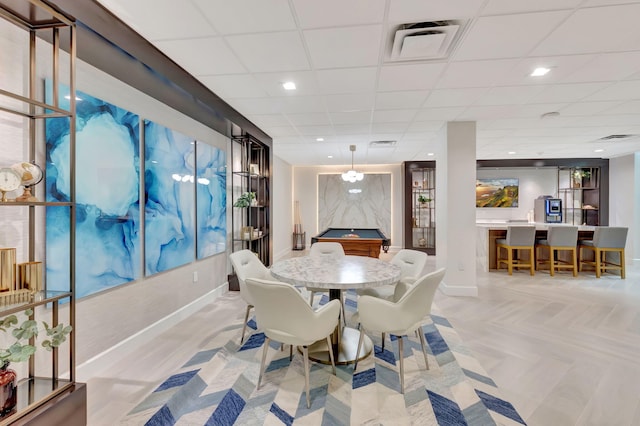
xmin=435 ymin=121 xmax=478 ymax=296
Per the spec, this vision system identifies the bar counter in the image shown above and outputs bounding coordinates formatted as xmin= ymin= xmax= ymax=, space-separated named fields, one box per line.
xmin=477 ymin=222 xmax=597 ymax=272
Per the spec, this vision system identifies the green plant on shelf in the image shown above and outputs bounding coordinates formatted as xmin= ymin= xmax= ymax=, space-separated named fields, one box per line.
xmin=233 ymin=191 xmax=256 ymax=207
xmin=417 ymin=195 xmax=432 ymax=205
xmin=0 ymin=309 xmax=72 ymax=364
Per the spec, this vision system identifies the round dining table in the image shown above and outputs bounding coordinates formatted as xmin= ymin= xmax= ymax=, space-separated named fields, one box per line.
xmin=270 ymin=255 xmax=401 ymax=364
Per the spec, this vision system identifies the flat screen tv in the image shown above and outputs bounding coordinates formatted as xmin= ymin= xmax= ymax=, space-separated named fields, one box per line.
xmin=476 ymin=178 xmax=519 ymax=207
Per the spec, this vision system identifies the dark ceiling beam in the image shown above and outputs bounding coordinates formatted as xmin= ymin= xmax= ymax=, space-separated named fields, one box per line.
xmin=43 ymin=0 xmax=272 ymax=145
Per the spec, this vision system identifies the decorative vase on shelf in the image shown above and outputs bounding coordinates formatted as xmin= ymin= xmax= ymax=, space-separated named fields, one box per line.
xmin=0 ymin=362 xmax=17 ymax=417
xmin=418 ymin=238 xmax=427 ymax=247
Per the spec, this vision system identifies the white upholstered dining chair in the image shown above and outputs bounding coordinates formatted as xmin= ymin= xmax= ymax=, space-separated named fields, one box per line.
xmin=229 ymin=249 xmax=273 ymax=344
xmin=354 ymin=268 xmax=446 ymax=393
xmin=307 ymin=242 xmax=347 ymax=324
xmin=579 ymin=226 xmax=628 ymax=278
xmin=356 ymin=249 xmax=428 ymax=301
xmin=245 ymin=278 xmax=341 ymax=408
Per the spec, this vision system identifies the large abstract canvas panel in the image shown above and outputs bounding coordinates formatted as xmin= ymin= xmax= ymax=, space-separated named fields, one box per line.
xmin=144 ymin=121 xmax=196 ymax=275
xmin=318 ymin=174 xmax=391 ymax=234
xmin=196 ymin=141 xmax=226 ymax=259
xmin=46 ymin=83 xmax=141 ymax=298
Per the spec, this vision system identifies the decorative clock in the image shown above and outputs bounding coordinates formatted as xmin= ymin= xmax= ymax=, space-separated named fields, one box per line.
xmin=0 ymin=167 xmax=22 ymax=202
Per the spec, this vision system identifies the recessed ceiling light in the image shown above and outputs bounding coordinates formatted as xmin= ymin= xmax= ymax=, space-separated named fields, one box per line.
xmin=316 ymin=137 xmax=324 ymax=142
xmin=594 ymin=149 xmax=604 ymax=153
xmin=530 ymin=67 xmax=550 ymax=77
xmin=427 ymin=152 xmax=434 ymax=156
xmin=328 ymin=155 xmax=333 ymax=158
xmin=508 ymin=151 xmax=516 ymax=155
xmin=282 ymin=81 xmax=296 ymax=90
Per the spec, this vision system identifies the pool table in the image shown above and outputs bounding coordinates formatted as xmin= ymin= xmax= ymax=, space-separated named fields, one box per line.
xmin=311 ymin=228 xmax=390 ymax=258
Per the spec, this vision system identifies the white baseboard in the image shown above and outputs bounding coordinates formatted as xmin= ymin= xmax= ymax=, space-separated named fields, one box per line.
xmin=439 ymin=281 xmax=478 ymax=297
xmin=76 ymin=283 xmax=228 ymax=382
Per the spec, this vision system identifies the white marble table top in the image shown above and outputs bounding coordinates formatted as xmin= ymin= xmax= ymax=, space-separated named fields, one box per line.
xmin=270 ymin=255 xmax=401 ymax=290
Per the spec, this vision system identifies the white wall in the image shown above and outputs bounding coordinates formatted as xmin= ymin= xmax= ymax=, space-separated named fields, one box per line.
xmin=293 ymin=164 xmax=403 ymax=249
xmin=476 ymin=168 xmax=558 ymax=222
xmin=609 ymin=155 xmax=636 ymax=261
xmin=272 ymin=155 xmax=293 ymax=260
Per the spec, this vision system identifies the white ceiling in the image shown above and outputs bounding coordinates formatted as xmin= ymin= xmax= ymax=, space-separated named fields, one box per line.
xmin=96 ymin=0 xmax=640 ymax=166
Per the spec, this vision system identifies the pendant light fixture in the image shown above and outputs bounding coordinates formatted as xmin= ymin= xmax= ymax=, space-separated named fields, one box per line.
xmin=341 ymin=144 xmax=364 ymax=182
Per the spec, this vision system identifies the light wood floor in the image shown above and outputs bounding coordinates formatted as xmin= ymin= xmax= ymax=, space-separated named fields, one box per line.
xmin=86 ymin=253 xmax=640 ymax=426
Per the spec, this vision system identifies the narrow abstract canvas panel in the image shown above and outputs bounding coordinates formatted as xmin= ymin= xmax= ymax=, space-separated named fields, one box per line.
xmin=45 ymin=83 xmax=141 ymax=298
xmin=196 ymin=141 xmax=226 ymax=259
xmin=144 ymin=120 xmax=196 ymax=275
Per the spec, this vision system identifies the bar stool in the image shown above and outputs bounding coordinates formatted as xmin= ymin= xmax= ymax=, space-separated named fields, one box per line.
xmin=535 ymin=226 xmax=578 ymax=276
xmin=496 ymin=226 xmax=536 ymax=275
xmin=579 ymin=227 xmax=628 ymax=278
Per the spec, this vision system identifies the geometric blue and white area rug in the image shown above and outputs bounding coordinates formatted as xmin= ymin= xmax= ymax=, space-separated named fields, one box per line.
xmin=121 ymin=291 xmax=526 ymax=425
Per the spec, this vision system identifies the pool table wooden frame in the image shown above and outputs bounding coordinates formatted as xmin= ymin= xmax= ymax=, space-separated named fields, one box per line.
xmin=311 ymin=228 xmax=390 ymax=258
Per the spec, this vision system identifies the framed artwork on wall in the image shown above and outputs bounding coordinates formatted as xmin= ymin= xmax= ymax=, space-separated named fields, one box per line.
xmin=196 ymin=141 xmax=226 ymax=259
xmin=476 ymin=178 xmax=519 ymax=208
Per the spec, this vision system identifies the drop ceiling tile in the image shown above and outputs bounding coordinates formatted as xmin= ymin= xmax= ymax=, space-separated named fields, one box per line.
xmin=406 ymin=121 xmax=446 ymax=133
xmin=453 ymin=11 xmax=570 ymax=61
xmin=498 ymin=55 xmax=595 ymax=87
xmin=97 ymin=0 xmax=217 ymax=40
xmin=375 ymin=91 xmax=429 ymax=109
xmin=437 ymin=59 xmax=519 ymax=89
xmin=422 ymin=88 xmax=489 ymax=107
xmin=388 ymin=0 xmax=486 ymax=23
xmin=415 ymin=107 xmax=466 ymax=121
xmin=253 ymin=71 xmax=320 ymax=96
xmin=324 ymin=93 xmax=375 ymax=112
xmin=474 ymin=86 xmax=545 ymax=105
xmin=192 ymin=0 xmax=296 ymax=34
xmin=372 ymin=109 xmax=418 ymax=123
xmin=458 ymin=105 xmax=520 ymax=120
xmin=279 ymin=96 xmax=328 ymax=113
xmin=599 ymin=100 xmax=640 ymax=115
xmin=559 ymin=101 xmax=622 ymax=116
xmin=296 ymin=125 xmax=336 ymax=136
xmin=530 ymin=82 xmax=610 ymax=103
xmin=154 ymin=37 xmax=246 ymax=75
xmin=372 ymin=123 xmax=409 ymax=133
xmin=292 ymin=0 xmax=385 ymax=28
xmin=225 ymin=32 xmax=310 ymax=73
xmin=378 ymin=63 xmax=447 ymax=91
xmin=329 ymin=111 xmax=373 ymax=125
xmin=284 ymin=112 xmax=331 ymax=126
xmin=532 ymin=4 xmax=640 ymax=56
xmin=510 ymin=103 xmax=567 ymax=118
xmin=584 ymin=80 xmax=640 ymax=102
xmin=316 ymin=67 xmax=378 ymax=94
xmin=226 ymin=97 xmax=285 ymax=114
xmin=198 ymin=74 xmax=267 ymax=99
xmin=560 ymin=52 xmax=640 ymax=83
xmin=333 ymin=124 xmax=372 ymax=135
xmin=304 ymin=26 xmax=383 ymax=69
xmin=267 ymin=126 xmax=301 ymax=137
xmin=480 ymin=0 xmax=583 ymax=15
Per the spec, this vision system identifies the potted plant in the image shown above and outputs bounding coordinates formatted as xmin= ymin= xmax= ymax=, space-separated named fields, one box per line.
xmin=417 ymin=195 xmax=432 ymax=206
xmin=572 ymin=169 xmax=591 ymax=188
xmin=0 ymin=309 xmax=72 ymax=417
xmin=233 ymin=191 xmax=256 ymax=207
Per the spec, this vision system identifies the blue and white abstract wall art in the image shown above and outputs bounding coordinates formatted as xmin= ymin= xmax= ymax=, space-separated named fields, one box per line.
xmin=196 ymin=141 xmax=226 ymax=259
xmin=45 ymin=83 xmax=141 ymax=298
xmin=144 ymin=120 xmax=196 ymax=275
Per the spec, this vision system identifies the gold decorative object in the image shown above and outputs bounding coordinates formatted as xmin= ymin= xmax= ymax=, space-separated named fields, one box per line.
xmin=242 ymin=226 xmax=254 ymax=240
xmin=0 ymin=289 xmax=31 ymax=307
xmin=0 ymin=248 xmax=16 ymax=292
xmin=16 ymin=261 xmax=43 ymax=292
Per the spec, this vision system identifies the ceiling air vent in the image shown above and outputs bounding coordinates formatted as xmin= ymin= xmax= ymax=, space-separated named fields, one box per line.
xmin=387 ymin=20 xmax=463 ymax=62
xmin=369 ymin=140 xmax=397 ymax=148
xmin=598 ymin=134 xmax=636 ymax=140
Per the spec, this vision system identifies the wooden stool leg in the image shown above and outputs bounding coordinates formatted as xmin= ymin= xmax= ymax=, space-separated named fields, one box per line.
xmin=595 ymin=249 xmax=602 ymax=278
xmin=507 ymin=248 xmax=513 ymax=275
xmin=572 ymin=248 xmax=577 ymax=277
xmin=549 ymin=247 xmax=555 ymax=277
xmin=621 ymin=249 xmax=626 ymax=279
xmin=529 ymin=247 xmax=535 ymax=276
